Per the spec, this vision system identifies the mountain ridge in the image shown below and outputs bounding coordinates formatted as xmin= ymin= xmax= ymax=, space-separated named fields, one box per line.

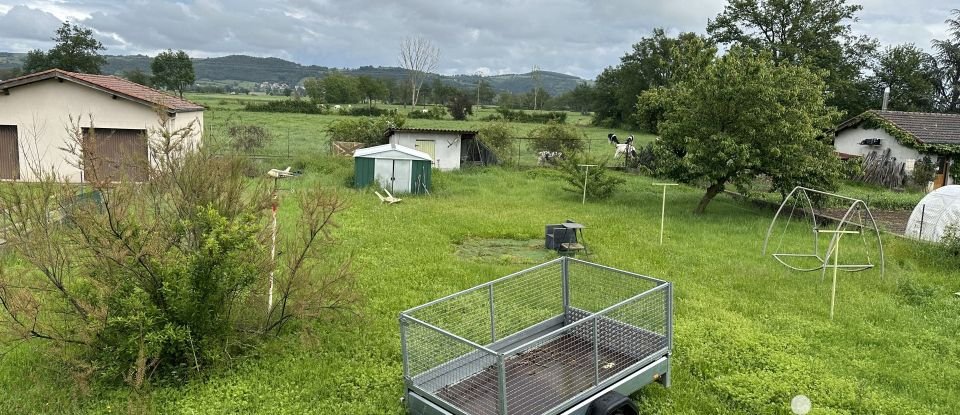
xmin=0 ymin=52 xmax=589 ymax=95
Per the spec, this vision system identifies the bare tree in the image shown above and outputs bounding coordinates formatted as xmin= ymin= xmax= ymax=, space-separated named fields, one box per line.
xmin=398 ymin=36 xmax=440 ymax=107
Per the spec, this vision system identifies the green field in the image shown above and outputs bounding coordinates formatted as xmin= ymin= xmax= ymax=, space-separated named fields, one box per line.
xmin=192 ymin=94 xmax=632 ymax=165
xmin=0 ymin=98 xmax=957 ymax=414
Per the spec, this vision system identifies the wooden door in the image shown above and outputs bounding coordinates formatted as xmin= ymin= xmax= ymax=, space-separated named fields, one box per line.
xmin=934 ymin=157 xmax=948 ymax=189
xmin=0 ymin=126 xmax=19 ymax=180
xmin=83 ymin=128 xmax=148 ymax=182
xmin=415 ymin=140 xmax=436 ymax=165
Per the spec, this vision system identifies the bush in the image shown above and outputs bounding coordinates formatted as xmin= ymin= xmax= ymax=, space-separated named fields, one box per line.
xmin=486 ymin=108 xmax=567 ymax=124
xmin=408 ymin=105 xmax=447 ymax=120
xmin=244 ymin=100 xmax=325 ymax=114
xmin=942 ymin=222 xmax=960 ymax=258
xmin=228 ymin=124 xmax=271 ymax=152
xmin=556 ymin=155 xmax=626 ymax=200
xmin=341 ymin=106 xmax=396 ymax=117
xmin=326 ymin=113 xmax=406 ymax=146
xmin=477 ymin=122 xmax=516 ymax=159
xmin=0 ymin=115 xmax=358 ymax=389
xmin=447 ymin=93 xmax=474 ymax=121
xmin=529 ymin=121 xmax=586 ymax=154
xmin=911 ymin=156 xmax=936 ymax=187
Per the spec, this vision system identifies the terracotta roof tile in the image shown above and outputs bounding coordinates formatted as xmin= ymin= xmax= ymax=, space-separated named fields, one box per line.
xmin=0 ymin=68 xmax=204 ymax=112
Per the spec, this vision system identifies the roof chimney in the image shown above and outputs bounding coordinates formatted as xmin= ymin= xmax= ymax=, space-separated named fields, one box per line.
xmin=882 ymin=87 xmax=890 ymax=111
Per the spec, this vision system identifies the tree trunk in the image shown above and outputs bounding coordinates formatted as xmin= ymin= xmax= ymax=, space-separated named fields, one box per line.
xmin=694 ymin=181 xmax=725 ymax=214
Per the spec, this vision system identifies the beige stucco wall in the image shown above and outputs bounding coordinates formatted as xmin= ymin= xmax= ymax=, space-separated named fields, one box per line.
xmin=388 ymin=132 xmax=461 ymax=171
xmin=0 ymin=78 xmax=203 ymax=182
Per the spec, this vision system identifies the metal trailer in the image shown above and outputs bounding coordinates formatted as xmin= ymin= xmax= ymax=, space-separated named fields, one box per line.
xmin=400 ymin=257 xmax=673 ymax=415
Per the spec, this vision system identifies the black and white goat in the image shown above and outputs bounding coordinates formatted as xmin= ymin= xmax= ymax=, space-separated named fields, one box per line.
xmin=537 ymin=151 xmax=564 ymax=166
xmin=614 ymin=135 xmax=638 ymax=159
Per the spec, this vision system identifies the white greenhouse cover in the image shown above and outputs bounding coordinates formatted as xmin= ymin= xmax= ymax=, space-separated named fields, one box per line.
xmin=905 ymin=185 xmax=960 ymax=242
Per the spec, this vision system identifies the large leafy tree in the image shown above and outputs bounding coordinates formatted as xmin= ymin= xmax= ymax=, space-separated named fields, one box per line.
xmin=592 ymin=29 xmax=715 ymax=128
xmin=151 ymin=50 xmax=195 ymax=98
xmin=707 ymin=0 xmax=878 ymax=118
xmin=870 ymin=44 xmax=940 ymax=112
xmin=933 ymin=9 xmax=960 ymax=113
xmin=22 ymin=22 xmax=106 ymax=74
xmin=652 ymin=48 xmax=841 ymax=214
xmin=321 ymin=73 xmax=360 ymax=104
xmin=355 ymin=75 xmax=388 ymax=107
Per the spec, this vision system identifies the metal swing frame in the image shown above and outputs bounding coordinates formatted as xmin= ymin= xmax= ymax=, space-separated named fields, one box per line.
xmin=762 ymin=186 xmax=885 ymax=280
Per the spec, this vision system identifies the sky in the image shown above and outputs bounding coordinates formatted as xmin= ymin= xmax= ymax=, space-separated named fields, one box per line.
xmin=0 ymin=0 xmax=956 ymax=80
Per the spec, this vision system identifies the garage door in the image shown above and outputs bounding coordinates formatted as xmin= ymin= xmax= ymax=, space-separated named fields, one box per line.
xmin=0 ymin=125 xmax=18 ymax=180
xmin=83 ymin=128 xmax=148 ymax=182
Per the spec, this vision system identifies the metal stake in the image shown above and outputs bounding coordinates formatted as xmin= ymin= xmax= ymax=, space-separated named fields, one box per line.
xmin=652 ymin=183 xmax=678 ymax=245
xmin=578 ymin=164 xmax=598 ymax=204
xmin=820 ymin=230 xmax=858 ymax=319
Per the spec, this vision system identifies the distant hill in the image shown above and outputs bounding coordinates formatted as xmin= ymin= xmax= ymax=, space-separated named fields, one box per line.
xmin=0 ymin=52 xmax=588 ymax=95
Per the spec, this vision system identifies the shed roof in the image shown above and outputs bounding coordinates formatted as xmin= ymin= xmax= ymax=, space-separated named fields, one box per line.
xmin=384 ymin=127 xmax=479 ymax=139
xmin=0 ymin=68 xmax=205 ymax=113
xmin=837 ymin=110 xmax=960 ymax=145
xmin=353 ymin=143 xmax=432 ymax=160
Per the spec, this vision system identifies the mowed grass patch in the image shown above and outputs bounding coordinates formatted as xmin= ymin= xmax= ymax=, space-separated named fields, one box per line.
xmin=1 ymin=160 xmax=957 ymax=414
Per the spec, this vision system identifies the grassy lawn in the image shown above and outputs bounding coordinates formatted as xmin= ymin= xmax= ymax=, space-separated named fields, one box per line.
xmin=1 ymin=98 xmax=957 ymax=414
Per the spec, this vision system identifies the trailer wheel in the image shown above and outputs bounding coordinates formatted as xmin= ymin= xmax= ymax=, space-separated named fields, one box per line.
xmin=587 ymin=391 xmax=639 ymax=415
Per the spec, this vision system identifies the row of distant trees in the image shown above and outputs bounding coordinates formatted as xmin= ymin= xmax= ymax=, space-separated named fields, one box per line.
xmin=589 ymin=4 xmax=960 ymax=129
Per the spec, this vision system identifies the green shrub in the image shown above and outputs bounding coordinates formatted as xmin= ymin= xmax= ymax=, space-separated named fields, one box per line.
xmin=446 ymin=93 xmax=474 ymax=121
xmin=228 ymin=124 xmax=271 ymax=152
xmin=942 ymin=222 xmax=960 ymax=258
xmin=477 ymin=121 xmax=516 ymax=159
xmin=486 ymin=108 xmax=567 ymax=124
xmin=244 ymin=100 xmax=325 ymax=114
xmin=911 ymin=156 xmax=936 ymax=187
xmin=341 ymin=106 xmax=396 ymax=117
xmin=408 ymin=106 xmax=446 ymax=120
xmin=556 ymin=155 xmax=625 ymax=200
xmin=326 ymin=114 xmax=406 ymax=146
xmin=529 ymin=121 xmax=586 ymax=154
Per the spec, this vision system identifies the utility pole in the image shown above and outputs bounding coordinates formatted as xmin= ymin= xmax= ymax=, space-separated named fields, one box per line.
xmin=475 ymin=70 xmax=484 ymax=110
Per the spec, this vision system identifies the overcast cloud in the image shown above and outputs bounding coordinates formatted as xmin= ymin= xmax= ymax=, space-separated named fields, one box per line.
xmin=0 ymin=0 xmax=956 ymax=79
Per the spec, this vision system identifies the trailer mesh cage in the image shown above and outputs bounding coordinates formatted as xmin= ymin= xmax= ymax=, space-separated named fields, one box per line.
xmin=400 ymin=257 xmax=673 ymax=415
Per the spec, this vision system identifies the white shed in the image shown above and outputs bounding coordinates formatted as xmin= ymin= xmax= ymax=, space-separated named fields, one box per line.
xmin=905 ymin=185 xmax=960 ymax=242
xmin=353 ymin=143 xmax=433 ymax=194
xmin=384 ymin=128 xmax=479 ymax=171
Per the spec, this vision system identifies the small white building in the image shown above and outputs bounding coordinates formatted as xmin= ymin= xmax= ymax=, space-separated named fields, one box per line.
xmin=353 ymin=143 xmax=433 ymax=194
xmin=0 ymin=68 xmax=204 ymax=182
xmin=384 ymin=128 xmax=481 ymax=171
xmin=834 ymin=110 xmax=959 ymax=188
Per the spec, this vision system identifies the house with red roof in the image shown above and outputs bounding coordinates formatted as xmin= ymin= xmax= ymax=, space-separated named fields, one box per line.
xmin=0 ymin=69 xmax=204 ymax=182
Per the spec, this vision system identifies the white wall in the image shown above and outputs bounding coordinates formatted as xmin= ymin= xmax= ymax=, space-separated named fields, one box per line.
xmin=834 ymin=126 xmax=922 ymax=163
xmin=0 ymin=78 xmax=203 ymax=182
xmin=835 ymin=125 xmax=954 ymax=185
xmin=389 ymin=132 xmax=461 ymax=171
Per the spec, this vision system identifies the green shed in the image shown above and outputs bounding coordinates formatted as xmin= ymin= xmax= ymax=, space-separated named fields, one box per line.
xmin=353 ymin=143 xmax=433 ymax=194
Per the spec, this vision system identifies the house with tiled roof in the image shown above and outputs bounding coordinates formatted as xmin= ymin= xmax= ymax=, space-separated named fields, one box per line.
xmin=0 ymin=68 xmax=204 ymax=182
xmin=834 ymin=110 xmax=960 ymax=188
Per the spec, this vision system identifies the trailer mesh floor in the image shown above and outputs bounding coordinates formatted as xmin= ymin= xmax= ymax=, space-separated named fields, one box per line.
xmin=435 ymin=331 xmax=665 ymax=415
